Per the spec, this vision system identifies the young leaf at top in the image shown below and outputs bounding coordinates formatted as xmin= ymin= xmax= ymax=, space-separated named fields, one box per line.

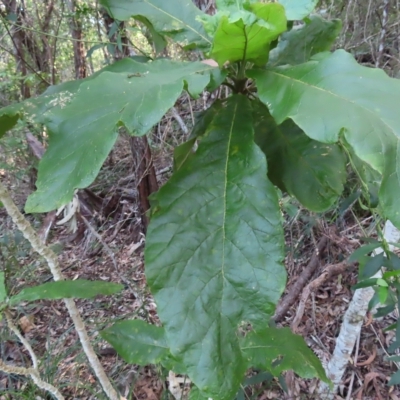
xmin=207 ymin=3 xmax=287 ymax=66
xmin=248 ymin=50 xmax=400 ymax=228
xmin=9 ymin=280 xmax=123 ymax=306
xmin=145 ymin=95 xmax=286 ymax=399
xmin=241 ymin=327 xmax=329 ymax=382
xmin=5 ymin=59 xmax=214 ymax=213
xmin=268 ymin=15 xmax=342 ymax=67
xmin=252 ymin=100 xmax=346 ymax=212
xmin=278 ymin=0 xmax=318 ymax=20
xmin=100 ymin=320 xmax=170 ymax=365
xmin=99 ymin=0 xmax=211 ymax=49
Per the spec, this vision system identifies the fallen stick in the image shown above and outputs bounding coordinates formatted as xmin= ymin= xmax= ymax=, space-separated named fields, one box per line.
xmin=291 ymin=261 xmax=350 ymax=332
xmin=274 ymin=236 xmax=328 ymax=322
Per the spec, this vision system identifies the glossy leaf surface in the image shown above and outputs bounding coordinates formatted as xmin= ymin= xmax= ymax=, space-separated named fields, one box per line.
xmin=278 ymin=0 xmax=318 ymax=20
xmin=100 ymin=0 xmax=211 ymax=49
xmin=249 ymin=50 xmax=400 ymax=227
xmin=252 ymin=100 xmax=346 ymax=211
xmin=9 ymin=280 xmax=123 ymax=306
xmin=269 ymin=15 xmax=342 ymax=67
xmin=145 ymin=95 xmax=286 ymax=399
xmin=241 ymin=327 xmax=329 ymax=381
xmin=101 ymin=320 xmax=169 ymax=364
xmin=210 ymin=4 xmax=286 ymax=66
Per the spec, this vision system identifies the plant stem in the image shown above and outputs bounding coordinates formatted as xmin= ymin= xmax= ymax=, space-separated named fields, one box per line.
xmin=5 ymin=310 xmax=38 ymax=369
xmin=0 ymin=359 xmax=65 ymax=400
xmin=0 ymin=181 xmax=122 ymax=400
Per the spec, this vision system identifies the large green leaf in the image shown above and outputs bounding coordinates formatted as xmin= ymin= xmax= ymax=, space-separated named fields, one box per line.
xmin=3 ymin=59 xmax=214 ymax=213
xmin=174 ymin=103 xmax=224 ymax=171
xmin=268 ymin=15 xmax=342 ymax=67
xmin=145 ymin=95 xmax=286 ymax=399
xmin=248 ymin=50 xmax=400 ymax=227
xmin=9 ymin=280 xmax=123 ymax=306
xmin=209 ymin=4 xmax=287 ymax=66
xmin=278 ymin=0 xmax=318 ymax=20
xmin=252 ymin=100 xmax=346 ymax=211
xmin=0 ymin=272 xmax=6 ymax=303
xmin=241 ymin=327 xmax=328 ymax=382
xmin=100 ymin=0 xmax=211 ymax=49
xmin=100 ymin=320 xmax=170 ymax=364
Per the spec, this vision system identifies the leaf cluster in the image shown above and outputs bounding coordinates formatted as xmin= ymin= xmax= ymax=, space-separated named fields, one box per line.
xmin=2 ymin=0 xmax=400 ymax=398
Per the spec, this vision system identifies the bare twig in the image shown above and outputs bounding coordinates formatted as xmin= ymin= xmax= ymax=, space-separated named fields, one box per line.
xmin=171 ymin=107 xmax=189 ymax=135
xmin=81 ymin=216 xmax=139 ymax=300
xmin=3 ymin=309 xmax=64 ymax=399
xmin=5 ymin=310 xmax=38 ymax=369
xmin=0 ymin=181 xmax=122 ymax=400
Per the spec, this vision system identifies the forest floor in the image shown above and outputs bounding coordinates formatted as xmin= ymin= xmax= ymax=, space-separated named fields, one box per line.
xmin=1 ymin=92 xmax=400 ymax=399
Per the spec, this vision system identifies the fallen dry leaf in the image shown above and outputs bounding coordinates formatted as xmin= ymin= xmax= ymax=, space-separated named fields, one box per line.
xmin=19 ymin=315 xmax=35 ymax=333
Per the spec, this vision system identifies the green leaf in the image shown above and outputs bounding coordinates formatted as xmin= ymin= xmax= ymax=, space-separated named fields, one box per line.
xmin=19 ymin=59 xmax=214 ymax=213
xmin=352 ymin=278 xmax=378 ymax=290
xmin=0 ymin=272 xmax=6 ymax=303
xmin=100 ymin=0 xmax=211 ymax=49
xmin=135 ymin=16 xmax=167 ymax=53
xmin=210 ymin=4 xmax=286 ymax=66
xmin=377 ymin=278 xmax=388 ymax=287
xmin=100 ymin=320 xmax=170 ymax=364
xmin=241 ymin=327 xmax=329 ymax=382
xmin=173 ymin=103 xmax=226 ymax=172
xmin=349 ymin=243 xmax=382 ymax=262
xmin=145 ymin=95 xmax=286 ymax=399
xmin=173 ymin=138 xmax=196 ymax=172
xmin=278 ymin=0 xmax=318 ymax=20
xmin=248 ymin=50 xmax=400 ymax=227
xmin=0 ymin=112 xmax=19 ymax=138
xmin=86 ymin=44 xmax=106 ymax=58
xmin=9 ymin=280 xmax=123 ymax=306
xmin=269 ymin=15 xmax=342 ymax=67
xmin=378 ymin=286 xmax=388 ymax=304
xmin=189 ymin=386 xmax=208 ymax=400
xmin=389 ymin=370 xmax=400 ymax=386
xmin=252 ymin=100 xmax=346 ymax=212
xmin=361 ymin=252 xmax=385 ymax=279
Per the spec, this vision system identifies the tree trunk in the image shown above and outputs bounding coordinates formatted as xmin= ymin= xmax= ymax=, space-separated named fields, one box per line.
xmin=129 ymin=136 xmax=158 ymax=232
xmin=1 ymin=0 xmax=55 ymax=94
xmin=65 ymin=0 xmax=87 ymax=79
xmin=101 ymin=9 xmax=158 ymax=231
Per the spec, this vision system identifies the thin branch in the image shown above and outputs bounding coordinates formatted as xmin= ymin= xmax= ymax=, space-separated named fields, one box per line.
xmin=0 ymin=359 xmax=65 ymax=400
xmin=171 ymin=107 xmax=189 ymax=135
xmin=5 ymin=310 xmax=38 ymax=369
xmin=0 ymin=181 xmax=122 ymax=400
xmin=81 ymin=216 xmax=138 ymax=300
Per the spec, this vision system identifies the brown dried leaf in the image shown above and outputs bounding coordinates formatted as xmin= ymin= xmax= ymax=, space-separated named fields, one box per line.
xmin=19 ymin=315 xmax=35 ymax=333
